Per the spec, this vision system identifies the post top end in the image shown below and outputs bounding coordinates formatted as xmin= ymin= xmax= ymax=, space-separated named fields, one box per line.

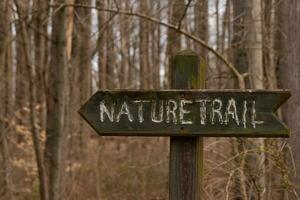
xmin=175 ymin=49 xmax=197 ymax=57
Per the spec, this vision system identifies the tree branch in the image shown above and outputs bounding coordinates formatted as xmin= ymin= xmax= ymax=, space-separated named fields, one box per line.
xmin=49 ymin=3 xmax=246 ymax=89
xmin=177 ymin=0 xmax=193 ymax=30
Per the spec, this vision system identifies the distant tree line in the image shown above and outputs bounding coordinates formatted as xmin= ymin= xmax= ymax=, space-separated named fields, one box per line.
xmin=0 ymin=0 xmax=299 ymax=199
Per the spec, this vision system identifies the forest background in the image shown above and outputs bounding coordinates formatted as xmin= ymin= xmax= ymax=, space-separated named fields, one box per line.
xmin=1 ymin=0 xmax=300 ymax=200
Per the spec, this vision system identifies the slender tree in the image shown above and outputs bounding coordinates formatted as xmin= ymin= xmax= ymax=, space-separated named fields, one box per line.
xmin=45 ymin=0 xmax=68 ymax=199
xmin=33 ymin=0 xmax=48 ymax=130
xmin=97 ymin=0 xmax=107 ymax=89
xmin=120 ymin=0 xmax=130 ymax=88
xmin=194 ymin=0 xmax=208 ymax=59
xmin=106 ymin=0 xmax=117 ymax=89
xmin=75 ymin=0 xmax=92 ymax=157
xmin=231 ymin=2 xmax=248 ymax=198
xmin=14 ymin=1 xmax=50 ymax=199
xmin=166 ymin=0 xmax=185 ymax=88
xmin=263 ymin=0 xmax=277 ymax=89
xmin=15 ymin=0 xmax=29 ymax=122
xmin=139 ymin=0 xmax=150 ymax=89
xmin=0 ymin=1 xmax=13 ymax=199
xmin=61 ymin=0 xmax=74 ymax=197
xmin=150 ymin=0 xmax=161 ymax=89
xmin=246 ymin=1 xmax=266 ymax=199
xmin=278 ymin=0 xmax=300 ymax=199
xmin=232 ymin=1 xmax=266 ymax=199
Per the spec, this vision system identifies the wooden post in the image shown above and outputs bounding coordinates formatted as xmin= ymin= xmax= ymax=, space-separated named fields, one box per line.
xmin=170 ymin=49 xmax=205 ymax=200
xmin=79 ymin=49 xmax=291 ymax=199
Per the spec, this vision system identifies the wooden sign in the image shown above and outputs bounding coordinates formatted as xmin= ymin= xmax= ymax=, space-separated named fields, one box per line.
xmin=79 ymin=90 xmax=290 ymax=137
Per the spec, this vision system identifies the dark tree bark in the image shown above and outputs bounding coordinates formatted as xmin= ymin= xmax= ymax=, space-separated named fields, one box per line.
xmin=74 ymin=0 xmax=92 ymax=158
xmin=61 ymin=0 xmax=74 ymax=197
xmin=15 ymin=0 xmax=29 ymax=121
xmin=232 ymin=1 xmax=267 ymax=199
xmin=105 ymin=1 xmax=117 ymax=89
xmin=14 ymin=1 xmax=49 ymax=199
xmin=231 ymin=3 xmax=248 ymax=199
xmin=0 ymin=1 xmax=13 ymax=199
xmin=33 ymin=0 xmax=48 ymax=130
xmin=166 ymin=0 xmax=185 ymax=88
xmin=263 ymin=0 xmax=277 ymax=90
xmin=97 ymin=0 xmax=107 ymax=90
xmin=150 ymin=0 xmax=161 ymax=89
xmin=194 ymin=0 xmax=208 ymax=58
xmin=278 ymin=0 xmax=300 ymax=199
xmin=120 ymin=0 xmax=130 ymax=88
xmin=139 ymin=0 xmax=150 ymax=89
xmin=45 ymin=0 xmax=68 ymax=199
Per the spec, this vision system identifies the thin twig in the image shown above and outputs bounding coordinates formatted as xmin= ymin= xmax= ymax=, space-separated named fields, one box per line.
xmin=177 ymin=0 xmax=193 ymax=30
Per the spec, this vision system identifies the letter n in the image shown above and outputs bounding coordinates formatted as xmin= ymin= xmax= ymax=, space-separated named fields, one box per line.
xmin=100 ymin=101 xmax=114 ymax=122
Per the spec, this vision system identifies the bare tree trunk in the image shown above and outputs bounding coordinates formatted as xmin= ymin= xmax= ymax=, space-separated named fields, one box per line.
xmin=278 ymin=0 xmax=300 ymax=199
xmin=0 ymin=130 xmax=12 ymax=200
xmin=231 ymin=1 xmax=250 ymax=199
xmin=139 ymin=0 xmax=150 ymax=90
xmin=61 ymin=0 xmax=74 ymax=197
xmin=97 ymin=0 xmax=107 ymax=89
xmin=130 ymin=27 xmax=138 ymax=89
xmin=15 ymin=0 xmax=29 ymax=123
xmin=232 ymin=1 xmax=266 ymax=199
xmin=14 ymin=1 xmax=49 ymax=200
xmin=263 ymin=0 xmax=277 ymax=90
xmin=0 ymin=1 xmax=13 ymax=199
xmin=74 ymin=0 xmax=92 ymax=159
xmin=166 ymin=0 xmax=185 ymax=88
xmin=120 ymin=0 xmax=130 ymax=88
xmin=106 ymin=1 xmax=117 ymax=89
xmin=262 ymin=1 xmax=283 ymax=199
xmin=218 ymin=0 xmax=232 ymax=89
xmin=247 ymin=0 xmax=264 ymax=89
xmin=151 ymin=0 xmax=161 ymax=89
xmin=214 ymin=0 xmax=221 ymax=87
xmin=246 ymin=1 xmax=266 ymax=200
xmin=194 ymin=0 xmax=208 ymax=58
xmin=45 ymin=0 xmax=68 ymax=199
xmin=33 ymin=0 xmax=47 ymax=130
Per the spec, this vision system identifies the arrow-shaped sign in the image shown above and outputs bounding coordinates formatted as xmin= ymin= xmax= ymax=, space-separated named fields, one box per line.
xmin=79 ymin=90 xmax=291 ymax=137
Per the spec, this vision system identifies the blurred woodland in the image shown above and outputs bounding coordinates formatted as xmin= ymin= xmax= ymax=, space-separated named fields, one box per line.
xmin=1 ymin=0 xmax=300 ymax=199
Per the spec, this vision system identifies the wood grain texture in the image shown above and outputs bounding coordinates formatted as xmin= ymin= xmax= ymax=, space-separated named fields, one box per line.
xmin=169 ymin=49 xmax=203 ymax=200
xmin=79 ymin=89 xmax=290 ymax=137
